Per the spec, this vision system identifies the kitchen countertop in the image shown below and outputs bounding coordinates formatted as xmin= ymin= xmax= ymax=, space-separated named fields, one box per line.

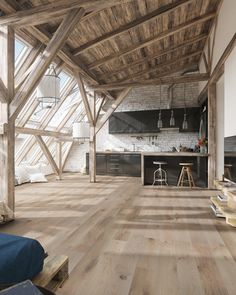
xmin=142 ymin=152 xmax=209 ymax=157
xmin=95 ymin=151 xmax=209 ymax=156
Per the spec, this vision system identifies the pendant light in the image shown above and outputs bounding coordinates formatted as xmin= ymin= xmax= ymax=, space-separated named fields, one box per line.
xmin=157 ymin=85 xmax=163 ymax=128
xmin=37 ymin=64 xmax=60 ymax=109
xmin=182 ymin=83 xmax=188 ymax=130
xmin=170 ymin=109 xmax=175 ymax=126
xmin=72 ymin=121 xmax=90 ymax=140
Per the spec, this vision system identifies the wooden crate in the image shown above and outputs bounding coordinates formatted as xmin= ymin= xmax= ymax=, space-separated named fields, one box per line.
xmin=32 ymin=255 xmax=69 ymax=292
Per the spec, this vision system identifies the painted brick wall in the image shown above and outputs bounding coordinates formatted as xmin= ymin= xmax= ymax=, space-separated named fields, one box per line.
xmin=64 ymin=84 xmax=200 ymax=172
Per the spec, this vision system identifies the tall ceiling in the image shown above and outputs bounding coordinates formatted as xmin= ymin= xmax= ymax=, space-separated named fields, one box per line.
xmin=0 ymin=0 xmax=220 ymax=94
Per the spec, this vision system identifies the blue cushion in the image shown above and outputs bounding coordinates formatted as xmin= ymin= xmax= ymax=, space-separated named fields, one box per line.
xmin=0 ymin=233 xmax=45 ymax=284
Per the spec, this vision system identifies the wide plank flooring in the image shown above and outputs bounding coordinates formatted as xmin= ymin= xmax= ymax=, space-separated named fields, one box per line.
xmin=1 ymin=173 xmax=236 ymax=295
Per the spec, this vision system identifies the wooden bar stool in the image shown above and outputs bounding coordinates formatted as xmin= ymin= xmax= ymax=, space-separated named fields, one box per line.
xmin=177 ymin=163 xmax=195 ymax=188
xmin=152 ymin=161 xmax=168 ymax=186
xmin=224 ymin=164 xmax=232 ymax=180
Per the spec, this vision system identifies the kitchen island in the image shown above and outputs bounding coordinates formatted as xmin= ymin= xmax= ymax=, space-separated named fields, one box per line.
xmin=141 ymin=152 xmax=209 ymax=187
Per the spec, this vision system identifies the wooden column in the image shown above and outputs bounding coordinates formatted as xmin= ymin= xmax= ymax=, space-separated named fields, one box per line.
xmin=56 ymin=141 xmax=63 ymax=180
xmin=208 ymin=82 xmax=217 ymax=188
xmin=0 ymin=25 xmax=15 ymax=212
xmin=89 ymin=126 xmax=96 ymax=183
xmin=89 ymin=93 xmax=96 ymax=183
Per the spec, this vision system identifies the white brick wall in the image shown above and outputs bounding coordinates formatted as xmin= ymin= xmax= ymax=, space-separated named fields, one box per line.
xmin=64 ymin=84 xmax=200 ymax=172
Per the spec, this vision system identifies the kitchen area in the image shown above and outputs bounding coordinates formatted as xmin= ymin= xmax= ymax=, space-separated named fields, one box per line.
xmin=82 ymin=84 xmax=209 ymax=188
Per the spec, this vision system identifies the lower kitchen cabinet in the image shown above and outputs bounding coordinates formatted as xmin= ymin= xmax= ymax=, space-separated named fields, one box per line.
xmin=86 ymin=153 xmax=141 ymax=177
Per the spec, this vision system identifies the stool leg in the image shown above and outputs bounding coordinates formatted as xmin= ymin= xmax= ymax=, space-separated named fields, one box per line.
xmin=177 ymin=167 xmax=184 ymax=186
xmin=189 ymin=167 xmax=195 ymax=187
xmin=186 ymin=167 xmax=192 ymax=188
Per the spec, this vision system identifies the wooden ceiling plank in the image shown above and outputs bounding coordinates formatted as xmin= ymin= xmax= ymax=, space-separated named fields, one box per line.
xmin=87 ymin=11 xmax=216 ymax=70
xmin=9 ymin=8 xmax=86 ymax=121
xmin=73 ymin=0 xmax=194 ymax=56
xmin=117 ymin=49 xmax=203 ymax=82
xmin=91 ymin=73 xmax=209 ymax=91
xmin=101 ymin=34 xmax=207 ymax=78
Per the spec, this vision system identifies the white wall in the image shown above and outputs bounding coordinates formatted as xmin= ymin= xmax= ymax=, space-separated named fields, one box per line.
xmin=199 ymin=0 xmax=236 ymax=92
xmin=64 ymin=84 xmax=199 ymax=173
xmin=224 ymin=46 xmax=236 ymax=137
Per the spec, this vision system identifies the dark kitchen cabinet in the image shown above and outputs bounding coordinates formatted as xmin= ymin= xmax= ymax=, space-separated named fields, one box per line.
xmin=109 ymin=107 xmax=200 ymax=134
xmin=86 ymin=153 xmax=141 ymax=177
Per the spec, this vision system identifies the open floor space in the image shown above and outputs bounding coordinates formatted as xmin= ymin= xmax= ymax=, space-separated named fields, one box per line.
xmin=1 ymin=174 xmax=236 ymax=295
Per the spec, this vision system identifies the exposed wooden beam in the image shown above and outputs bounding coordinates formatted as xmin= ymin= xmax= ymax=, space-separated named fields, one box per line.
xmin=91 ymin=73 xmax=209 ymax=91
xmin=0 ymin=0 xmax=131 ymax=27
xmin=0 ymin=1 xmax=115 ymax=100
xmin=99 ymin=34 xmax=207 ymax=76
xmin=73 ymin=0 xmax=194 ymax=55
xmin=0 ymin=25 xmax=15 ymax=212
xmin=9 ymin=8 xmax=86 ymax=121
xmin=208 ymin=83 xmax=216 ymax=188
xmin=95 ymin=95 xmax=106 ymax=124
xmin=107 ymin=49 xmax=202 ymax=83
xmin=87 ymin=12 xmax=216 ymax=69
xmin=0 ymin=78 xmax=7 ymax=103
xmin=96 ymin=88 xmax=131 ymax=134
xmin=56 ymin=142 xmax=63 ymax=180
xmin=74 ymin=72 xmax=94 ymax=125
xmin=15 ymin=126 xmax=71 ymax=139
xmin=35 ymin=135 xmax=60 ymax=176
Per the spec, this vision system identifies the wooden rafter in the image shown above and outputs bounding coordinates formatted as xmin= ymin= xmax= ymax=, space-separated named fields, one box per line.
xmin=96 ymin=88 xmax=131 ymax=134
xmin=104 ymin=49 xmax=202 ymax=82
xmin=87 ymin=12 xmax=216 ymax=70
xmin=15 ymin=126 xmax=71 ymax=139
xmin=91 ymin=73 xmax=209 ymax=91
xmin=74 ymin=72 xmax=94 ymax=125
xmin=10 ymin=8 xmax=86 ymax=121
xmin=0 ymin=0 xmax=132 ymax=27
xmin=0 ymin=78 xmax=7 ymax=103
xmin=98 ymin=34 xmax=207 ymax=76
xmin=73 ymin=0 xmax=194 ymax=55
xmin=35 ymin=135 xmax=59 ymax=176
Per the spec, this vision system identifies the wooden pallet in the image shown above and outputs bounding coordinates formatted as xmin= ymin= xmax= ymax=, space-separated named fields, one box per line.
xmin=32 ymin=255 xmax=69 ymax=292
xmin=211 ymin=197 xmax=236 ymax=227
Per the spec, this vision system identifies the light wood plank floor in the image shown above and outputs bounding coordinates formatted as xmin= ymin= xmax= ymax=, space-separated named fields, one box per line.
xmin=1 ymin=173 xmax=236 ymax=295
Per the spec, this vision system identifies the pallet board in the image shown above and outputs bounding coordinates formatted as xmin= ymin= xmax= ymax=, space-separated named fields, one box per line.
xmin=32 ymin=255 xmax=69 ymax=292
xmin=211 ymin=197 xmax=236 ymax=227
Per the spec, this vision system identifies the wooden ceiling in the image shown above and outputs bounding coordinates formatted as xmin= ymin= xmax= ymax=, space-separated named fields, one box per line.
xmin=0 ymin=0 xmax=220 ymax=94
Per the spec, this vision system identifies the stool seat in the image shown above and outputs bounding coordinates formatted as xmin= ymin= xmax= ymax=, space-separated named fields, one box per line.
xmin=177 ymin=163 xmax=195 ymax=188
xmin=179 ymin=162 xmax=193 ymax=166
xmin=153 ymin=161 xmax=167 ymax=165
xmin=224 ymin=164 xmax=232 ymax=167
xmin=152 ymin=161 xmax=168 ymax=186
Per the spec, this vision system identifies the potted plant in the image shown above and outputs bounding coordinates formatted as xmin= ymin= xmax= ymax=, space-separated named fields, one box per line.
xmin=198 ymin=138 xmax=208 ymax=153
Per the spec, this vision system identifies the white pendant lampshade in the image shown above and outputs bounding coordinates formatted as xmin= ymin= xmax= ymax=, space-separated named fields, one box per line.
xmin=73 ymin=122 xmax=90 ymax=139
xmin=37 ymin=65 xmax=60 ymax=109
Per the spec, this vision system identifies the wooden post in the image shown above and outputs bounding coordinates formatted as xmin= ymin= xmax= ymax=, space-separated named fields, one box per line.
xmin=208 ymin=82 xmax=217 ymax=188
xmin=89 ymin=93 xmax=96 ymax=183
xmin=56 ymin=141 xmax=62 ymax=180
xmin=0 ymin=25 xmax=15 ymax=212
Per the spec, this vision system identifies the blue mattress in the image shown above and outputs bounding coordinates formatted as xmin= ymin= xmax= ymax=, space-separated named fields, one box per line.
xmin=0 ymin=233 xmax=45 ymax=285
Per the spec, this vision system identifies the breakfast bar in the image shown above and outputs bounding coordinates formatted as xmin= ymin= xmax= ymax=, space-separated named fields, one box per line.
xmin=141 ymin=152 xmax=209 ymax=187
